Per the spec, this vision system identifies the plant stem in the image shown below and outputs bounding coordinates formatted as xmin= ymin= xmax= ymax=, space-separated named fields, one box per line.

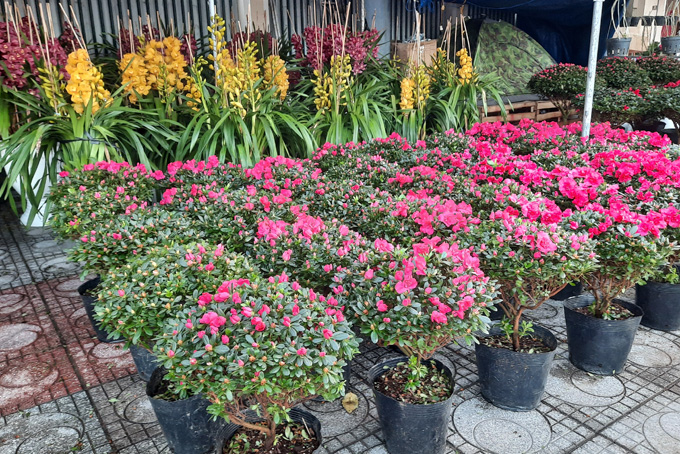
xmin=512 ymin=306 xmax=525 ymax=351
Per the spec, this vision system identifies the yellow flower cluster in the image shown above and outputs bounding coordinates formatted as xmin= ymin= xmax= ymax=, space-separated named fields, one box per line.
xmin=118 ymin=36 xmax=189 ymax=103
xmin=314 ymin=54 xmax=352 ymax=113
xmin=399 ymin=77 xmax=415 ymax=110
xmin=456 ymin=48 xmax=476 ymax=85
xmin=38 ymin=65 xmax=65 ymax=111
xmin=185 ymin=56 xmax=206 ymax=109
xmin=262 ymin=55 xmax=289 ymax=100
xmin=207 ymin=14 xmax=234 ymax=92
xmin=400 ymin=64 xmax=430 ymax=112
xmin=204 ymin=15 xmax=290 ymax=115
xmin=145 ymin=37 xmax=188 ymax=97
xmin=238 ymin=41 xmax=261 ymax=84
xmin=119 ymin=53 xmax=150 ymax=103
xmin=65 ymin=49 xmax=110 ymax=114
xmin=229 ymin=42 xmax=262 ymax=116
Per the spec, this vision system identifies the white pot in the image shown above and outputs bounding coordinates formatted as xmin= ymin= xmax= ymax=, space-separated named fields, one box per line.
xmin=1 ymin=144 xmax=59 ymax=227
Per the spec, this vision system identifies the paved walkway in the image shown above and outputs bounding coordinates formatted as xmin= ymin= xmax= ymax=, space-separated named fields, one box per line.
xmin=1 ymin=200 xmax=680 ymax=454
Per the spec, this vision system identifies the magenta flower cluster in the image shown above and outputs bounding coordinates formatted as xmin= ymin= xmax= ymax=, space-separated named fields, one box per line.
xmin=292 ymin=25 xmax=379 ymax=74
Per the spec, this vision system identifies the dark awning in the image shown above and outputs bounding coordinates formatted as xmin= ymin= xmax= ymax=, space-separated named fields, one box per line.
xmin=440 ymin=0 xmax=621 ymax=65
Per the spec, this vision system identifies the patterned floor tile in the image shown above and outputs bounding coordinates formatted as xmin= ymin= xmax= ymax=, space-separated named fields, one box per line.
xmin=0 ymin=391 xmax=111 ymax=453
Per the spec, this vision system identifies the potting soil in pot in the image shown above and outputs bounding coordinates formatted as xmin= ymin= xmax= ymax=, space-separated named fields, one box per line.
xmin=572 ymin=301 xmax=634 ymax=320
xmin=222 ymin=422 xmax=320 ymax=454
xmin=373 ymin=361 xmax=452 ymax=404
xmin=479 ymin=334 xmax=554 ymax=353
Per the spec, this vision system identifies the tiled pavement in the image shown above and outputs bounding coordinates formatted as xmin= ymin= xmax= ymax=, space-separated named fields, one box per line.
xmin=1 ymin=200 xmax=680 ymax=454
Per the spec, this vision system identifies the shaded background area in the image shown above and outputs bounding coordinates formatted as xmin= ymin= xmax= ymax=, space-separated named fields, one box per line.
xmin=448 ymin=0 xmax=620 ymax=65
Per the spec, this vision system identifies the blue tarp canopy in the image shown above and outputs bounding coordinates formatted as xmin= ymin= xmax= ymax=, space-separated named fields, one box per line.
xmin=443 ymin=0 xmax=620 ymax=65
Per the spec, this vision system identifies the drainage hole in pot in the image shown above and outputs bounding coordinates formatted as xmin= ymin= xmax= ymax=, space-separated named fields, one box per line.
xmin=374 ymin=361 xmax=452 ymax=405
xmin=480 ymin=335 xmax=553 ymax=353
xmin=224 ymin=422 xmax=319 ymax=454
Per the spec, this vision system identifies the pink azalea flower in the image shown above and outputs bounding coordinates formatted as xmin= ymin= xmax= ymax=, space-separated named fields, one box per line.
xmin=431 ymin=311 xmax=447 ymax=324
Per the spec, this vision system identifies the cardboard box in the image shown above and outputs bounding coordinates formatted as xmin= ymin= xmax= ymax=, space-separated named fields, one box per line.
xmin=238 ymin=0 xmax=268 ymax=31
xmin=391 ymin=40 xmax=438 ymax=67
xmin=629 ymin=0 xmax=667 ymax=17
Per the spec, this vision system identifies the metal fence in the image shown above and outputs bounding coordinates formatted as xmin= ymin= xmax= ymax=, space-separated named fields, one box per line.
xmin=5 ymin=0 xmax=391 ymax=45
xmin=388 ymin=0 xmax=440 ymax=41
xmin=4 ymin=1 xmax=506 ymax=50
xmin=468 ymin=5 xmax=517 ymax=26
xmin=6 ymin=0 xmax=236 ymax=46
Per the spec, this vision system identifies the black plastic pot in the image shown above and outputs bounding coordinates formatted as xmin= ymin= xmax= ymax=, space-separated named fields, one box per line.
xmin=129 ymin=344 xmax=159 ymax=382
xmin=214 ymin=408 xmax=322 ymax=453
xmin=368 ymin=357 xmax=454 ymax=454
xmin=564 ymin=295 xmax=643 ymax=375
xmin=489 ymin=305 xmax=505 ymax=321
xmin=662 ymin=36 xmax=680 ymax=56
xmin=147 ymin=368 xmax=223 ymax=454
xmin=551 ymin=282 xmax=583 ymax=301
xmin=659 ymin=128 xmax=680 ymax=145
xmin=607 ymin=37 xmax=632 ymax=56
xmin=77 ymin=276 xmax=117 ymax=343
xmin=654 ymin=15 xmax=668 ymax=26
xmin=475 ymin=325 xmax=557 ymax=411
xmin=636 ymin=281 xmax=680 ymax=331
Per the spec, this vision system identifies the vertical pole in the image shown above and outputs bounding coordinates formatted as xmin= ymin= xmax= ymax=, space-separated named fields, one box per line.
xmin=582 ymin=0 xmax=605 ymax=139
xmin=208 ymin=0 xmax=217 ymax=79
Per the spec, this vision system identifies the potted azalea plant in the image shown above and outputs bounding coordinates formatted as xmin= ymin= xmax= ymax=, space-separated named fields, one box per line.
xmin=615 ymin=142 xmax=680 ymax=330
xmin=98 ymin=243 xmax=258 ymax=454
xmin=528 ymin=64 xmax=600 ymax=122
xmin=636 ymin=242 xmax=680 ymax=331
xmin=634 ymin=159 xmax=680 ymax=330
xmin=47 ymin=162 xmax=160 ymax=341
xmin=467 ymin=209 xmax=596 ymax=411
xmin=560 ymin=143 xmax=677 ymax=374
xmin=565 ymin=205 xmax=675 ymax=375
xmin=48 ymin=161 xmax=160 ymax=241
xmin=156 ymin=275 xmax=358 ymax=453
xmin=66 ymin=206 xmax=203 ymax=341
xmin=338 ymin=239 xmax=496 ymax=454
xmin=96 ymin=241 xmax=258 ymax=381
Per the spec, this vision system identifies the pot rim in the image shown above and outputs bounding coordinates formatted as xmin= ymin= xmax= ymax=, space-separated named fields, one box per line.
xmin=368 ymin=356 xmax=455 ymax=405
xmin=475 ymin=324 xmax=558 ymax=355
xmin=215 ymin=407 xmax=323 ymax=452
xmin=77 ymin=275 xmax=101 ymax=295
xmin=563 ymin=295 xmax=643 ymax=320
